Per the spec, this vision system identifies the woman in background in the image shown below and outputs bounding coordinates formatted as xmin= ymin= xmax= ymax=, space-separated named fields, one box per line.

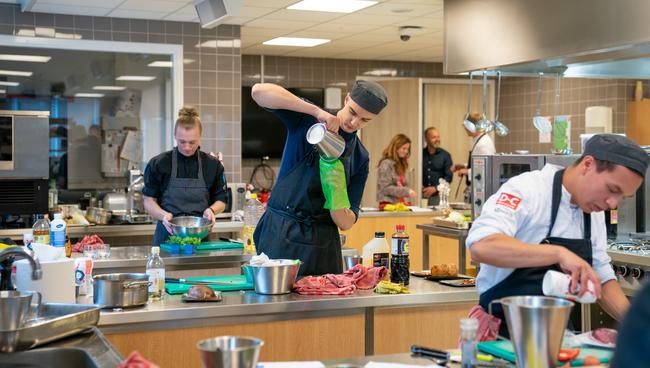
xmin=376 ymin=133 xmax=416 ymax=210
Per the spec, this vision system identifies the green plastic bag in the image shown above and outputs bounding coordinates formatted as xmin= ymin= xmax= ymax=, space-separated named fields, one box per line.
xmin=319 ymin=158 xmax=350 ymax=211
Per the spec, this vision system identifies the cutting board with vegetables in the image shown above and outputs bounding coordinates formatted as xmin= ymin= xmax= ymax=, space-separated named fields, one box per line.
xmin=478 ymin=340 xmax=612 ymax=366
xmin=165 ymin=275 xmax=253 ymax=295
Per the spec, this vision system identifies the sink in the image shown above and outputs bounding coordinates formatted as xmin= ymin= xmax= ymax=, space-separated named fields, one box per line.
xmin=0 ymin=347 xmax=99 ymax=367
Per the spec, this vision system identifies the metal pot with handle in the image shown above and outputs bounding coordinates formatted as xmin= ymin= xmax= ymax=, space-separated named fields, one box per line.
xmin=93 ymin=273 xmax=150 ymax=308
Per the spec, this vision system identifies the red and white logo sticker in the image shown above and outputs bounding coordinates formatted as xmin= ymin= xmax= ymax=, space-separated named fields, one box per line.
xmin=496 ymin=193 xmax=522 ymax=210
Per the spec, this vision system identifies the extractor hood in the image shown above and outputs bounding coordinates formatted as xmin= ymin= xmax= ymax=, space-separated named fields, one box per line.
xmin=444 ymin=0 xmax=650 ymax=78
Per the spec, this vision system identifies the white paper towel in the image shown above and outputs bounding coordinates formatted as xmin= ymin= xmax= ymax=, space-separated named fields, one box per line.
xmin=15 ymin=258 xmax=76 ymax=303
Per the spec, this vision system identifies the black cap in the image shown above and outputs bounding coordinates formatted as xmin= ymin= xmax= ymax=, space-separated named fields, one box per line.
xmin=583 ymin=134 xmax=649 ymax=176
xmin=350 ymin=80 xmax=388 ymax=115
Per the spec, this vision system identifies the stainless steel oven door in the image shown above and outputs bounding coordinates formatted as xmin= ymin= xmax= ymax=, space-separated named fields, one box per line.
xmin=489 ymin=154 xmax=545 ymax=193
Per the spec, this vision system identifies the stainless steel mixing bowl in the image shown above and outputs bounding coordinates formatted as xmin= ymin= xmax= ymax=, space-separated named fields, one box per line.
xmin=171 ymin=216 xmax=212 ymax=240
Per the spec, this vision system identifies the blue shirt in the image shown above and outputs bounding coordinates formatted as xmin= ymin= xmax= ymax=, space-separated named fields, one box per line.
xmin=422 ymin=147 xmax=453 ymax=187
xmin=269 ymin=107 xmax=369 ymax=219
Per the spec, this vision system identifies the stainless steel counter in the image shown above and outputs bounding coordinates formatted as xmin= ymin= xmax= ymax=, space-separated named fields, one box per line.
xmin=98 ymin=277 xmax=478 ymax=333
xmin=0 ymin=221 xmax=244 ymax=241
xmin=92 ymin=246 xmax=251 ymax=273
xmin=359 ymin=209 xmax=434 ymax=218
xmin=416 ymin=223 xmax=469 ymax=273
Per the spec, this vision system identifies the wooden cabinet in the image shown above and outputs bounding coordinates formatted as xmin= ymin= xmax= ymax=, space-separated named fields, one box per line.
xmin=627 ymin=100 xmax=650 ymax=145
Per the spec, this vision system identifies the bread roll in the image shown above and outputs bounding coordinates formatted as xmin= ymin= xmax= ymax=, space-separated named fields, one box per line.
xmin=448 ymin=263 xmax=458 ymax=277
xmin=430 ymin=263 xmax=458 ymax=277
xmin=430 ymin=264 xmax=442 ymax=276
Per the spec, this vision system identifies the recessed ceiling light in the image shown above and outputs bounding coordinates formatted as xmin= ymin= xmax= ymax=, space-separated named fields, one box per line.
xmin=93 ymin=85 xmax=127 ymax=91
xmin=287 ymin=0 xmax=377 ymax=13
xmin=0 ymin=70 xmax=32 ymax=77
xmin=183 ymin=59 xmax=195 ymax=64
xmin=116 ymin=75 xmax=156 ymax=81
xmin=74 ymin=93 xmax=104 ymax=98
xmin=148 ymin=61 xmax=173 ymax=68
xmin=0 ymin=81 xmax=19 ymax=87
xmin=0 ymin=54 xmax=51 ymax=63
xmin=263 ymin=37 xmax=330 ymax=47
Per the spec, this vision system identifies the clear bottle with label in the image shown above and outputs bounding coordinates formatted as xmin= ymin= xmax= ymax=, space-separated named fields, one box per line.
xmin=146 ymin=247 xmax=165 ymax=301
xmin=50 ymin=213 xmax=66 ymax=248
xmin=460 ymin=318 xmax=479 ymax=367
xmin=32 ymin=214 xmax=50 ymax=245
xmin=362 ymin=232 xmax=390 ymax=269
xmin=48 ymin=179 xmax=58 ymax=209
xmin=390 ymin=224 xmax=410 ymax=285
xmin=243 ymin=193 xmax=264 ymax=254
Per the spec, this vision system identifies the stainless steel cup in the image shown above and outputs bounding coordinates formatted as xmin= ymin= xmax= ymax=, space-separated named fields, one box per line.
xmin=306 ymin=123 xmax=345 ymax=162
xmin=0 ymin=290 xmax=41 ymax=330
xmin=343 ymin=256 xmax=362 ymax=271
xmin=497 ymin=296 xmax=573 ymax=368
xmin=197 ymin=336 xmax=264 ymax=368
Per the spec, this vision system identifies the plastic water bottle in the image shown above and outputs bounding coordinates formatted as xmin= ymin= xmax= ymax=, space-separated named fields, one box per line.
xmin=146 ymin=247 xmax=165 ymax=301
xmin=362 ymin=232 xmax=390 ymax=268
xmin=32 ymin=214 xmax=50 ymax=245
xmin=50 ymin=213 xmax=66 ymax=248
xmin=460 ymin=318 xmax=479 ymax=367
xmin=243 ymin=193 xmax=263 ymax=254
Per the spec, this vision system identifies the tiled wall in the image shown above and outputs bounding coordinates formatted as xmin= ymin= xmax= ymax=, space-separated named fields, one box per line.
xmin=0 ymin=3 xmax=242 ymax=182
xmin=498 ymin=77 xmax=635 ymax=154
xmin=240 ymin=54 xmax=447 ymax=183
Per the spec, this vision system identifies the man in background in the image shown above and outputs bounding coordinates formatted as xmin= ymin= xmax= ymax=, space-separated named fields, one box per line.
xmin=422 ymin=127 xmax=453 ymax=206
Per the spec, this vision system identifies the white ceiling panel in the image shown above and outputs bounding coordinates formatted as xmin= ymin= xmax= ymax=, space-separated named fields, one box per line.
xmin=108 ymin=9 xmax=171 ymax=20
xmin=259 ymin=9 xmax=343 ymax=22
xmin=38 ymin=0 xmax=124 ymax=6
xmin=7 ymin=0 xmax=446 ymax=62
xmin=31 ymin=3 xmax=112 ymax=16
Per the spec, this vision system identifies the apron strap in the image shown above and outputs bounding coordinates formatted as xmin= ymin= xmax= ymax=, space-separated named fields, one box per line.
xmin=171 ymin=148 xmax=178 ymax=178
xmin=547 ymin=169 xmax=591 ymax=240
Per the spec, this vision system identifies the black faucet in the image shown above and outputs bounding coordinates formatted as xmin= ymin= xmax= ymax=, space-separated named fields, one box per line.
xmin=0 ymin=247 xmax=42 ymax=291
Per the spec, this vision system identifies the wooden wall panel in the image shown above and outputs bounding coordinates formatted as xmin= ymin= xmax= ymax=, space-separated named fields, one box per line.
xmin=373 ymin=303 xmax=475 ymax=353
xmin=105 ymin=314 xmax=365 ymax=367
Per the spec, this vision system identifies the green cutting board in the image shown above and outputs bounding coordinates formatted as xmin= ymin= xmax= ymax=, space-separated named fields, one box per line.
xmin=478 ymin=340 xmax=612 ymax=366
xmin=165 ymin=275 xmax=253 ymax=295
xmin=196 ymin=241 xmax=243 ymax=251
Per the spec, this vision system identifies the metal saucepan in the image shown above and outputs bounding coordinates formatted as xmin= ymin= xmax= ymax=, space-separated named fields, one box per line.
xmin=171 ymin=216 xmax=212 ymax=240
xmin=85 ymin=206 xmax=112 ymax=225
xmin=93 ymin=273 xmax=150 ymax=308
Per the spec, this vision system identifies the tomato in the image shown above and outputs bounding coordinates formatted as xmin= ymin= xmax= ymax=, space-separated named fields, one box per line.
xmin=558 ymin=348 xmax=581 ymax=362
xmin=582 ymin=355 xmax=601 ymax=366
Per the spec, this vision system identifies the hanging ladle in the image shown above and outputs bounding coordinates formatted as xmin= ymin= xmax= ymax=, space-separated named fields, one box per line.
xmin=476 ymin=70 xmax=494 ymax=133
xmin=462 ymin=71 xmax=477 ymax=133
xmin=493 ymin=71 xmax=509 ymax=137
xmin=533 ymin=72 xmax=553 ymax=134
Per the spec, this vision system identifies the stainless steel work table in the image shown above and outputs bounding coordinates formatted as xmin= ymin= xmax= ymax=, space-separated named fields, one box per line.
xmin=91 ymin=246 xmax=252 ymax=273
xmin=98 ymin=277 xmax=478 ymax=334
xmin=416 ymin=223 xmax=469 ymax=274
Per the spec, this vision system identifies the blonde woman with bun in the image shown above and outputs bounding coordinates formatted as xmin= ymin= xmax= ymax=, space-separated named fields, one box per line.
xmin=143 ymin=106 xmax=228 ymax=246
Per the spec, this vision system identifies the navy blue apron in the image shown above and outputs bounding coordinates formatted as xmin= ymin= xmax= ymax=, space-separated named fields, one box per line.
xmin=478 ymin=169 xmax=593 ymax=337
xmin=253 ymin=140 xmax=357 ymax=276
xmin=152 ymin=148 xmax=210 ymax=247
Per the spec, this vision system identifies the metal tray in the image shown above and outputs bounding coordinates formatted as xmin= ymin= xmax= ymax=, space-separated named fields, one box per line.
xmin=0 ymin=303 xmax=100 ymax=353
xmin=432 ymin=216 xmax=469 ymax=229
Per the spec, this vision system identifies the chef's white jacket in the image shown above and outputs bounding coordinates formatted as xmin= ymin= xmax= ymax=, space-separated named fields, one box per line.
xmin=466 ymin=164 xmax=616 ymax=294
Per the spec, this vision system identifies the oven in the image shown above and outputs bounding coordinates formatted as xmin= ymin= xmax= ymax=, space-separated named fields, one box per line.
xmin=471 ymin=154 xmax=580 ymax=218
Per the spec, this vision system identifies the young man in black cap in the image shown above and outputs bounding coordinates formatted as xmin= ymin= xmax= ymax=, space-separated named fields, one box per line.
xmin=250 ymin=81 xmax=388 ymax=275
xmin=465 ymin=134 xmax=648 ymax=339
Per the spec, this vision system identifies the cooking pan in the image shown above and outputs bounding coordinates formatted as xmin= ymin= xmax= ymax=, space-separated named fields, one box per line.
xmin=93 ymin=273 xmax=150 ymax=308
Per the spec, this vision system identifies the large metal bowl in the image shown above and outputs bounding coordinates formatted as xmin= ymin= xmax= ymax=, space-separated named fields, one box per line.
xmin=171 ymin=216 xmax=212 ymax=240
xmin=251 ymin=261 xmax=301 ymax=295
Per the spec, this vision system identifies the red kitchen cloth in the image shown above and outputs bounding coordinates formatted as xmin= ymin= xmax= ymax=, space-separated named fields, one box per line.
xmin=467 ymin=305 xmax=501 ymax=343
xmin=118 ymin=351 xmax=160 ymax=368
xmin=293 ymin=264 xmax=387 ymax=295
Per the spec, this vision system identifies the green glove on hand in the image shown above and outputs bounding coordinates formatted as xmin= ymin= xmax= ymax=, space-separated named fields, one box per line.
xmin=319 ymin=158 xmax=350 ymax=211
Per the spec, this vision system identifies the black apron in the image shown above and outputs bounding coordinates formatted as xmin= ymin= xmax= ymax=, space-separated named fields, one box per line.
xmin=478 ymin=169 xmax=593 ymax=337
xmin=152 ymin=148 xmax=210 ymax=247
xmin=253 ymin=140 xmax=358 ymax=276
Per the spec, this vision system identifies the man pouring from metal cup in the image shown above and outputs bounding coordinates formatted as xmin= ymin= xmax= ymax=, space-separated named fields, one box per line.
xmin=465 ymin=134 xmax=648 ymax=339
xmin=143 ymin=107 xmax=228 ymax=247
xmin=250 ymin=81 xmax=388 ymax=275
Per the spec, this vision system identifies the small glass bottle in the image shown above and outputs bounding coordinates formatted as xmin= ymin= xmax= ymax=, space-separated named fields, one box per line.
xmin=390 ymin=224 xmax=410 ymax=285
xmin=460 ymin=318 xmax=479 ymax=368
xmin=146 ymin=247 xmax=165 ymax=301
